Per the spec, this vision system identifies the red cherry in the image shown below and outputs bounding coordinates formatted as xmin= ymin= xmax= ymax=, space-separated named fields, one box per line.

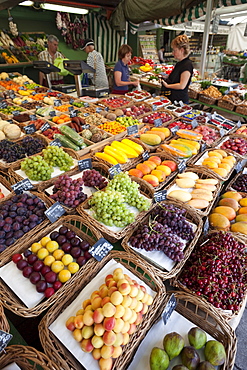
xmin=12 ymin=253 xmax=23 ymax=264
xmin=44 ymin=287 xmax=55 ymax=298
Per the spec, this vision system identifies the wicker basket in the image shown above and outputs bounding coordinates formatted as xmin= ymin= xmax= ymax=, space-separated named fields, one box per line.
xmin=216 ymin=134 xmax=247 ymax=160
xmin=141 ymin=108 xmax=175 ymax=127
xmin=8 ymin=147 xmax=79 ymax=190
xmin=198 ymin=93 xmax=219 ymax=105
xmin=98 ymin=95 xmax=133 ymax=109
xmin=166 ymin=167 xmax=222 ymax=216
xmin=0 ymin=215 xmax=102 ymax=317
xmin=0 ymin=345 xmax=61 ymax=370
xmin=77 ymin=177 xmax=153 ymax=244
xmin=0 ymin=172 xmax=14 ymax=197
xmin=38 ymin=250 xmax=166 ymax=370
xmin=188 ymin=88 xmax=200 ymax=100
xmin=122 ymin=199 xmax=203 ymax=280
xmin=91 ymin=136 xmax=149 ymax=171
xmin=0 ymin=302 xmax=9 ymax=332
xmin=236 ymin=104 xmax=247 ymax=116
xmin=226 ymin=170 xmax=247 ymax=194
xmin=125 ymin=290 xmax=237 ymax=370
xmin=217 ymin=98 xmax=237 ymax=111
xmin=0 ymin=191 xmax=51 ymax=264
xmin=187 ymin=148 xmax=240 ymax=181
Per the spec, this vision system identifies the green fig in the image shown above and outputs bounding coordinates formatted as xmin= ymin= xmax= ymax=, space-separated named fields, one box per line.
xmin=204 ymin=340 xmax=226 ymax=366
xmin=181 ymin=346 xmax=200 ymax=370
xmin=188 ymin=327 xmax=207 ymax=349
xmin=163 ymin=332 xmax=185 ymax=360
xmin=150 ymin=347 xmax=169 ymax=370
xmin=197 ymin=361 xmax=215 ymax=370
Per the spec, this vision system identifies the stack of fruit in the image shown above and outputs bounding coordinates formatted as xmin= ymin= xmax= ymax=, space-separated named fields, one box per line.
xmin=66 ymin=267 xmax=153 ymax=370
xmin=219 ymin=136 xmax=247 ymax=157
xmin=195 ymin=149 xmax=236 ymax=178
xmin=161 ymin=129 xmax=202 ymax=159
xmin=138 ymin=127 xmax=171 ymax=147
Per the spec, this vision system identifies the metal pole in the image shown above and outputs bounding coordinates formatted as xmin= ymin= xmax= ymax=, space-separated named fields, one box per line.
xmin=200 ymin=0 xmax=213 ymax=79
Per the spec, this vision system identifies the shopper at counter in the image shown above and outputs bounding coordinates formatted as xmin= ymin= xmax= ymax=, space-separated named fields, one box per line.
xmin=38 ymin=35 xmax=64 ymax=86
xmin=158 ymin=46 xmax=165 ymax=63
xmin=112 ymin=44 xmax=139 ymax=95
xmin=81 ymin=38 xmax=109 ymax=89
xmin=161 ymin=35 xmax=193 ymax=103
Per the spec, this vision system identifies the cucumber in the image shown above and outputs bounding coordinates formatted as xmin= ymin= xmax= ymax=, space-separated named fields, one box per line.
xmin=54 ymin=134 xmax=80 ymax=151
xmin=59 ymin=125 xmax=84 ymax=146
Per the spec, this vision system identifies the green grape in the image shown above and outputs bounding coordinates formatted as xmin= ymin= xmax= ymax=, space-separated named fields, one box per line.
xmin=42 ymin=146 xmax=74 ymax=172
xmin=21 ymin=155 xmax=53 ymax=181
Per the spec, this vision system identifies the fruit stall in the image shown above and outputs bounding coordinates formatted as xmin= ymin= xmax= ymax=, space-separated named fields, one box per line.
xmin=1 ymin=70 xmax=247 ymax=370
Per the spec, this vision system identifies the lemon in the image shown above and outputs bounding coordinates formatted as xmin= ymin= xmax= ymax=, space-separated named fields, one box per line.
xmin=58 ymin=269 xmax=71 ymax=283
xmin=68 ymin=262 xmax=79 ymax=274
xmin=53 ymin=249 xmax=65 ymax=261
xmin=62 ymin=254 xmax=73 ymax=266
xmin=40 ymin=236 xmax=51 ymax=247
xmin=31 ymin=242 xmax=42 ymax=254
xmin=46 ymin=240 xmax=59 ymax=253
xmin=37 ymin=247 xmax=49 ymax=260
xmin=44 ymin=255 xmax=55 ymax=266
xmin=51 ymin=260 xmax=64 ymax=273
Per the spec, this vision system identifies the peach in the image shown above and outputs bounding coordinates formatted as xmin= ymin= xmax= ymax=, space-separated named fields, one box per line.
xmin=108 ymin=280 xmax=117 ymax=288
xmin=113 ymin=268 xmax=125 ymax=281
xmin=94 ymin=323 xmax=105 ymax=337
xmin=129 ymin=285 xmax=139 ymax=298
xmin=122 ymin=295 xmax=132 ymax=308
xmin=72 ymin=328 xmax=83 ymax=342
xmin=100 ymin=345 xmax=114 ymax=359
xmin=128 ymin=168 xmax=143 ymax=178
xmin=92 ymin=348 xmax=101 ymax=360
xmin=134 ymin=312 xmax=143 ymax=326
xmin=113 ymin=318 xmax=124 ymax=333
xmin=99 ymin=357 xmax=113 ymax=370
xmin=112 ymin=346 xmax=123 ymax=359
xmin=103 ymin=330 xmax=116 ymax=346
xmin=140 ymin=285 xmax=146 ymax=293
xmin=83 ymin=310 xmax=94 ymax=326
xmin=124 ymin=274 xmax=133 ymax=282
xmin=156 ymin=165 xmax=172 ymax=176
xmin=76 ymin=308 xmax=84 ymax=316
xmin=122 ymin=307 xmax=132 ymax=322
xmin=102 ymin=302 xmax=116 ymax=318
xmin=91 ymin=290 xmax=100 ymax=300
xmin=99 ymin=285 xmax=109 ymax=298
xmin=118 ymin=282 xmax=131 ymax=296
xmin=110 ymin=291 xmax=124 ymax=305
xmin=101 ymin=296 xmax=111 ymax=307
xmin=108 ymin=286 xmax=118 ymax=296
xmin=93 ymin=307 xmax=104 ymax=324
xmin=103 ymin=317 xmax=116 ymax=331
xmin=80 ymin=338 xmax=94 ymax=353
xmin=146 ymin=295 xmax=153 ymax=305
xmin=81 ymin=325 xmax=94 ymax=339
xmin=149 ymin=156 xmax=162 ymax=166
xmin=141 ymin=292 xmax=149 ymax=304
xmin=82 ymin=299 xmax=91 ymax=309
xmin=129 ymin=297 xmax=137 ymax=310
xmin=161 ymin=160 xmax=177 ymax=172
xmin=113 ymin=332 xmax=124 ymax=347
xmin=114 ymin=304 xmax=125 ymax=318
xmin=151 ymin=169 xmax=166 ymax=182
xmin=84 ymin=304 xmax=93 ymax=312
xmin=66 ymin=316 xmax=75 ymax=331
xmin=122 ymin=332 xmax=130 ymax=345
xmin=136 ymin=289 xmax=145 ymax=301
xmin=128 ymin=310 xmax=137 ymax=324
xmin=144 ymin=160 xmax=157 ymax=170
xmin=128 ymin=323 xmax=137 ymax=335
xmin=92 ymin=296 xmax=102 ymax=310
xmin=140 ymin=303 xmax=148 ymax=315
xmin=121 ymin=321 xmax=130 ymax=334
xmin=136 ymin=163 xmax=151 ymax=175
xmin=74 ymin=315 xmax=84 ymax=329
xmin=105 ymin=274 xmax=113 ymax=283
xmin=142 ymin=174 xmax=159 ymax=187
xmin=91 ymin=335 xmax=104 ymax=349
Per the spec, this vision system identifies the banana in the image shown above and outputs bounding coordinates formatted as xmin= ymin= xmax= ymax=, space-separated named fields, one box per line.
xmin=95 ymin=152 xmax=118 ymax=165
xmin=111 ymin=141 xmax=139 ymax=158
xmin=104 ymin=146 xmax=128 ymax=164
xmin=121 ymin=138 xmax=144 ymax=155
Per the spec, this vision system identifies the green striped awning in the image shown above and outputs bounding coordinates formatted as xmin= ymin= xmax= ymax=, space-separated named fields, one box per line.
xmin=158 ymin=2 xmax=207 ymax=27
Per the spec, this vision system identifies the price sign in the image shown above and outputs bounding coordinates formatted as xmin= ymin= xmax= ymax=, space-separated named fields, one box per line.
xmin=0 ymin=101 xmax=7 ymax=109
xmin=70 ymin=98 xmax=74 ymax=104
xmin=49 ymin=111 xmax=56 ymax=117
xmin=81 ymin=124 xmax=90 ymax=130
xmin=162 ymin=294 xmax=177 ymax=325
xmin=11 ymin=178 xmax=33 ymax=194
xmin=40 ymin=122 xmax=50 ymax=132
xmin=9 ymin=90 xmax=16 ymax=99
xmin=108 ymin=164 xmax=122 ymax=178
xmin=96 ymin=107 xmax=102 ymax=113
xmin=178 ymin=160 xmax=186 ymax=173
xmin=237 ymin=120 xmax=242 ymax=128
xmin=84 ymin=103 xmax=89 ymax=108
xmin=171 ymin=125 xmax=179 ymax=135
xmin=49 ymin=138 xmax=62 ymax=147
xmin=78 ymin=158 xmax=92 ymax=171
xmin=22 ymin=99 xmax=29 ymax=105
xmin=12 ymin=110 xmax=20 ymax=116
xmin=7 ymin=119 xmax=13 ymax=124
xmin=54 ymin=99 xmax=62 ymax=107
xmin=152 ymin=93 xmax=156 ymax=98
xmin=0 ymin=330 xmax=13 ymax=353
xmin=154 ymin=118 xmax=162 ymax=127
xmin=68 ymin=106 xmax=75 ymax=112
xmin=29 ymin=114 xmax=37 ymax=121
xmin=83 ymin=113 xmax=90 ymax=117
xmin=191 ymin=119 xmax=198 ymax=129
xmin=200 ymin=142 xmax=207 ymax=153
xmin=220 ymin=128 xmax=226 ymax=137
xmin=24 ymin=123 xmax=36 ymax=134
xmin=203 ymin=217 xmax=209 ymax=235
xmin=19 ymin=86 xmax=25 ymax=90
xmin=152 ymin=104 xmax=158 ymax=111
xmin=47 ymin=89 xmax=53 ymax=92
xmin=235 ymin=160 xmax=243 ymax=173
xmin=104 ymin=106 xmax=109 ymax=111
xmin=127 ymin=125 xmax=138 ymax=136
xmin=70 ymin=110 xmax=77 ymax=118
xmin=179 ymin=100 xmax=184 ymax=107
xmin=142 ymin=151 xmax=150 ymax=160
xmin=154 ymin=190 xmax=167 ymax=203
xmin=89 ymin=238 xmax=113 ymax=261
xmin=45 ymin=202 xmax=65 ymax=223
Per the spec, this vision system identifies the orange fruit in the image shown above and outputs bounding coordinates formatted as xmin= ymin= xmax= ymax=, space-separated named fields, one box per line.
xmin=44 ymin=255 xmax=55 ymax=266
xmin=40 ymin=236 xmax=51 ymax=247
xmin=61 ymin=254 xmax=73 ymax=266
xmin=68 ymin=262 xmax=79 ymax=274
xmin=57 ymin=119 xmax=64 ymax=124
xmin=46 ymin=240 xmax=59 ymax=253
xmin=53 ymin=249 xmax=65 ymax=260
xmin=31 ymin=242 xmax=42 ymax=253
xmin=58 ymin=269 xmax=71 ymax=283
xmin=51 ymin=260 xmax=64 ymax=273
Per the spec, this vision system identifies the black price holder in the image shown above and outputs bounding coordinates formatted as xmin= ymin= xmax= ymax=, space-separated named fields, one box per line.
xmin=81 ymin=124 xmax=90 ymax=130
xmin=178 ymin=160 xmax=186 ymax=173
xmin=45 ymin=202 xmax=65 ymax=223
xmin=108 ymin=164 xmax=122 ymax=178
xmin=12 ymin=110 xmax=20 ymax=116
xmin=24 ymin=123 xmax=36 ymax=134
xmin=40 ymin=122 xmax=51 ymax=132
xmin=235 ymin=160 xmax=244 ymax=173
xmin=104 ymin=106 xmax=109 ymax=111
xmin=200 ymin=142 xmax=207 ymax=153
xmin=171 ymin=125 xmax=179 ymax=135
xmin=162 ymin=293 xmax=177 ymax=324
xmin=89 ymin=238 xmax=113 ymax=261
xmin=0 ymin=330 xmax=13 ymax=353
xmin=142 ymin=151 xmax=150 ymax=160
xmin=11 ymin=178 xmax=33 ymax=194
xmin=70 ymin=98 xmax=75 ymax=104
xmin=84 ymin=103 xmax=89 ymax=108
xmin=191 ymin=119 xmax=198 ymax=129
xmin=152 ymin=104 xmax=158 ymax=111
xmin=220 ymin=128 xmax=226 ymax=137
xmin=154 ymin=190 xmax=167 ymax=203
xmin=54 ymin=99 xmax=62 ymax=107
xmin=83 ymin=113 xmax=90 ymax=117
xmin=49 ymin=138 xmax=62 ymax=147
xmin=96 ymin=107 xmax=102 ymax=113
xmin=203 ymin=217 xmax=209 ymax=235
xmin=127 ymin=125 xmax=138 ymax=136
xmin=69 ymin=110 xmax=77 ymax=118
xmin=49 ymin=111 xmax=56 ymax=117
xmin=78 ymin=158 xmax=92 ymax=171
xmin=68 ymin=106 xmax=75 ymax=112
xmin=154 ymin=118 xmax=163 ymax=127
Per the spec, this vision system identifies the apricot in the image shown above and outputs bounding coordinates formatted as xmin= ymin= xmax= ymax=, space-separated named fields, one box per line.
xmin=81 ymin=325 xmax=94 ymax=339
xmin=103 ymin=330 xmax=116 ymax=346
xmin=129 ymin=285 xmax=139 ymax=298
xmin=113 ymin=268 xmax=125 ymax=281
xmin=74 ymin=315 xmax=84 ymax=329
xmin=100 ymin=345 xmax=114 ymax=359
xmin=129 ymin=297 xmax=138 ymax=310
xmin=128 ymin=168 xmax=143 ymax=178
xmin=108 ymin=286 xmax=118 ymax=296
xmin=110 ymin=290 xmax=123 ymax=305
xmin=103 ymin=317 xmax=116 ymax=331
xmin=94 ymin=323 xmax=105 ymax=337
xmin=122 ymin=295 xmax=132 ymax=307
xmin=156 ymin=165 xmax=171 ymax=176
xmin=149 ymin=155 xmax=162 ymax=166
xmin=102 ymin=302 xmax=116 ymax=317
xmin=146 ymin=294 xmax=153 ymax=306
xmin=121 ymin=321 xmax=130 ymax=334
xmin=66 ymin=316 xmax=75 ymax=331
xmin=91 ymin=335 xmax=104 ymax=349
xmin=93 ymin=307 xmax=104 ymax=324
xmin=114 ymin=304 xmax=125 ymax=318
xmin=83 ymin=310 xmax=94 ymax=326
xmin=105 ymin=274 xmax=113 ymax=283
xmin=122 ymin=332 xmax=130 ymax=345
xmin=140 ymin=303 xmax=148 ymax=315
xmin=101 ymin=296 xmax=111 ymax=307
xmin=112 ymin=346 xmax=123 ymax=359
xmin=142 ymin=174 xmax=159 ymax=187
xmin=136 ymin=163 xmax=151 ymax=175
xmin=134 ymin=312 xmax=143 ymax=325
xmin=99 ymin=285 xmax=109 ymax=298
xmin=113 ymin=332 xmax=124 ymax=347
xmin=113 ymin=318 xmax=124 ymax=333
xmin=129 ymin=310 xmax=138 ymax=324
xmin=122 ymin=307 xmax=132 ymax=321
xmin=128 ymin=323 xmax=137 ymax=334
xmin=92 ymin=348 xmax=101 ymax=360
xmin=136 ymin=288 xmax=145 ymax=301
xmin=143 ymin=160 xmax=156 ymax=170
xmin=99 ymin=357 xmax=113 ymax=370
xmin=91 ymin=296 xmax=102 ymax=310
xmin=218 ymin=198 xmax=239 ymax=211
xmin=80 ymin=338 xmax=94 ymax=353
xmin=221 ymin=191 xmax=242 ymax=201
xmin=82 ymin=298 xmax=91 ymax=309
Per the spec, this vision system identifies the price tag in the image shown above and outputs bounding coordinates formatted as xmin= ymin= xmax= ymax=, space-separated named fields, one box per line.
xmin=54 ymin=99 xmax=62 ymax=107
xmin=0 ymin=101 xmax=7 ymax=109
xmin=11 ymin=178 xmax=33 ymax=194
xmin=45 ymin=202 xmax=65 ymax=223
xmin=84 ymin=113 xmax=90 ymax=117
xmin=47 ymin=89 xmax=53 ymax=92
xmin=154 ymin=190 xmax=167 ymax=203
xmin=235 ymin=160 xmax=243 ymax=173
xmin=191 ymin=119 xmax=198 ymax=129
xmin=49 ymin=138 xmax=62 ymax=147
xmin=200 ymin=142 xmax=207 ymax=152
xmin=32 ymin=91 xmax=37 ymax=96
xmin=178 ymin=160 xmax=186 ymax=173
xmin=24 ymin=123 xmax=36 ymax=134
xmin=171 ymin=125 xmax=179 ymax=135
xmin=84 ymin=103 xmax=89 ymax=108
xmin=81 ymin=124 xmax=90 ymax=130
xmin=154 ymin=118 xmax=162 ymax=127
xmin=220 ymin=128 xmax=226 ymax=137
xmin=152 ymin=104 xmax=158 ymax=111
xmin=142 ymin=151 xmax=150 ymax=160
xmin=237 ymin=120 xmax=242 ymax=128
xmin=203 ymin=217 xmax=209 ymax=235
xmin=7 ymin=119 xmax=13 ymax=124
xmin=19 ymin=86 xmax=25 ymax=90
xmin=68 ymin=106 xmax=75 ymax=112
xmin=160 ymin=96 xmax=165 ymax=101
xmin=29 ymin=114 xmax=37 ymax=121
xmin=162 ymin=294 xmax=177 ymax=325
xmin=40 ymin=123 xmax=50 ymax=133
xmin=152 ymin=93 xmax=156 ymax=98
xmin=104 ymin=106 xmax=109 ymax=111
xmin=49 ymin=111 xmax=56 ymax=117
xmin=96 ymin=107 xmax=102 ymax=113
xmin=70 ymin=110 xmax=77 ymax=118
xmin=12 ymin=110 xmax=20 ymax=116
xmin=0 ymin=330 xmax=13 ymax=353
xmin=89 ymin=238 xmax=113 ymax=261
xmin=179 ymin=100 xmax=184 ymax=107
xmin=127 ymin=125 xmax=138 ymax=135
xmin=108 ymin=164 xmax=122 ymax=178
xmin=78 ymin=158 xmax=92 ymax=171
xmin=22 ymin=99 xmax=29 ymax=105
xmin=9 ymin=90 xmax=16 ymax=99
xmin=70 ymin=98 xmax=75 ymax=104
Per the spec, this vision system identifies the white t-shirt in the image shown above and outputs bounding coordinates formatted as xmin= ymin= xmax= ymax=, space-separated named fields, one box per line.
xmin=87 ymin=50 xmax=109 ymax=89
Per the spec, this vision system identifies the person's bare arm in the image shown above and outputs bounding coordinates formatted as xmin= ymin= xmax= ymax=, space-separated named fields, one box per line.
xmin=162 ymin=71 xmax=191 ymax=90
xmin=114 ymin=71 xmax=139 ymax=87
